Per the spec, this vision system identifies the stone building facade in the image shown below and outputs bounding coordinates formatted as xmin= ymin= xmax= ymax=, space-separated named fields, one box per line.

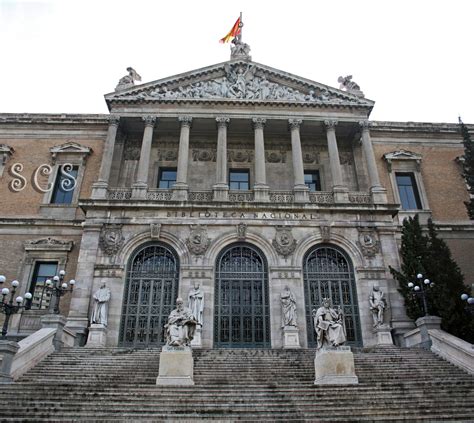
xmin=0 ymin=52 xmax=472 ymax=349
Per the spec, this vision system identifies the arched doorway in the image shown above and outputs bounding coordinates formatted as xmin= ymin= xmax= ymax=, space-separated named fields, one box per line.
xmin=214 ymin=243 xmax=270 ymax=348
xmin=119 ymin=243 xmax=179 ymax=348
xmin=303 ymin=244 xmax=362 ymax=347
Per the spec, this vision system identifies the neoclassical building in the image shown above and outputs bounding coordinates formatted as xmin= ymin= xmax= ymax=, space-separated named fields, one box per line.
xmin=0 ymin=44 xmax=472 ymax=349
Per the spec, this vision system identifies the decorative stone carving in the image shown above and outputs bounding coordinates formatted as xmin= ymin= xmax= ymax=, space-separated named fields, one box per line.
xmin=312 ymin=298 xmax=346 ymax=350
xmin=24 ymin=237 xmax=73 ymax=252
xmin=228 ymin=149 xmax=253 ymax=163
xmin=115 ymin=67 xmax=142 ymax=92
xmin=0 ymin=144 xmax=14 ymax=177
xmin=123 ymin=139 xmax=141 ymax=160
xmin=237 ymin=223 xmax=247 ymax=240
xmin=150 ymin=223 xmax=161 ymax=239
xmin=357 ymin=229 xmax=380 ymax=258
xmin=324 ymin=119 xmax=338 ymax=130
xmin=339 ymin=151 xmax=353 ymax=165
xmin=338 ymin=75 xmax=364 ymax=97
xmin=99 ymin=225 xmax=124 ymax=256
xmin=157 ymin=150 xmax=178 ymax=161
xmin=272 ymin=226 xmax=297 ymax=258
xmin=320 ymin=225 xmax=331 ymax=242
xmin=302 ymin=151 xmax=320 ymax=164
xmin=369 ymin=285 xmax=387 ymax=328
xmin=231 ymin=37 xmax=251 ymax=60
xmin=91 ymin=283 xmax=111 ymax=327
xmin=142 ymin=115 xmax=157 ymax=127
xmin=192 ymin=149 xmax=216 ymax=162
xmin=383 ymin=150 xmax=422 ymax=173
xmin=50 ymin=141 xmax=92 ymax=165
xmin=265 ymin=151 xmax=286 ymax=163
xmin=251 ymin=117 xmax=266 ymax=129
xmin=178 ymin=116 xmax=193 ymax=127
xmin=288 ymin=118 xmax=303 ymax=130
xmin=188 ymin=283 xmax=204 ymax=325
xmin=164 ymin=298 xmax=198 ymax=347
xmin=186 ymin=225 xmax=211 ymax=256
xmin=281 ymin=286 xmax=297 ymax=327
xmin=215 ymin=117 xmax=230 ymax=127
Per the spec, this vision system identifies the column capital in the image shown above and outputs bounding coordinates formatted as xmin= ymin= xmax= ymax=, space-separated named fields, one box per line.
xmin=142 ymin=115 xmax=157 ymax=127
xmin=179 ymin=116 xmax=193 ymax=128
xmin=359 ymin=120 xmax=371 ymax=131
xmin=107 ymin=115 xmax=120 ymax=126
xmin=288 ymin=118 xmax=303 ymax=130
xmin=252 ymin=117 xmax=266 ymax=130
xmin=324 ymin=119 xmax=338 ymax=130
xmin=216 ymin=117 xmax=230 ymax=128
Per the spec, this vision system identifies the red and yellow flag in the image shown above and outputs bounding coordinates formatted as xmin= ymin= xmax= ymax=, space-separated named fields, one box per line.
xmin=219 ymin=17 xmax=242 ymax=43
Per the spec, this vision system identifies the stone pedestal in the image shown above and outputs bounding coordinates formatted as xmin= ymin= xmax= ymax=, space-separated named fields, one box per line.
xmin=253 ymin=185 xmax=270 ymax=202
xmin=293 ymin=185 xmax=309 ymax=203
xmin=213 ymin=185 xmax=229 ymax=202
xmin=91 ymin=182 xmax=109 ymax=200
xmin=415 ymin=315 xmax=442 ymax=348
xmin=282 ymin=326 xmax=300 ymax=348
xmin=0 ymin=340 xmax=20 ymax=383
xmin=373 ymin=324 xmax=393 ymax=345
xmin=131 ymin=183 xmax=147 ymax=200
xmin=333 ymin=186 xmax=349 ymax=203
xmin=171 ymin=184 xmax=189 ymax=201
xmin=314 ymin=346 xmax=358 ymax=385
xmin=191 ymin=327 xmax=202 ymax=347
xmin=370 ymin=187 xmax=388 ymax=204
xmin=85 ymin=324 xmax=107 ymax=348
xmin=156 ymin=346 xmax=194 ymax=386
xmin=41 ymin=314 xmax=67 ymax=351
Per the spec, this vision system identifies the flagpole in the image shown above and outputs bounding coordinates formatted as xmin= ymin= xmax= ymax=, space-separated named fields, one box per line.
xmin=238 ymin=11 xmax=243 ymax=43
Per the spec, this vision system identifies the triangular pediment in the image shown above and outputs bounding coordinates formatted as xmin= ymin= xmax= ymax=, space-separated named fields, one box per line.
xmin=383 ymin=150 xmax=422 ymax=161
xmin=105 ymin=60 xmax=374 ymax=109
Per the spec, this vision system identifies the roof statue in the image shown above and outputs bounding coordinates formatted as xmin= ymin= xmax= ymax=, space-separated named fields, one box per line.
xmin=220 ymin=13 xmax=251 ymax=61
xmin=115 ymin=67 xmax=142 ymax=92
xmin=338 ymin=75 xmax=365 ymax=98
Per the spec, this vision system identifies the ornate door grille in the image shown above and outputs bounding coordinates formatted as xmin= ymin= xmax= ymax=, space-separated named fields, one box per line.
xmin=119 ymin=243 xmax=179 ymax=348
xmin=214 ymin=243 xmax=270 ymax=348
xmin=304 ymin=245 xmax=362 ymax=347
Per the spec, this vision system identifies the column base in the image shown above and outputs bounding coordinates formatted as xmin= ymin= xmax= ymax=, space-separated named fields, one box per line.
xmin=156 ymin=346 xmax=194 ymax=386
xmin=293 ymin=185 xmax=309 ymax=203
xmin=373 ymin=324 xmax=393 ymax=345
xmin=332 ymin=185 xmax=349 ymax=203
xmin=171 ymin=183 xmax=189 ymax=201
xmin=370 ymin=186 xmax=388 ymax=204
xmin=253 ymin=184 xmax=270 ymax=202
xmin=282 ymin=326 xmax=301 ymax=348
xmin=213 ymin=184 xmax=229 ymax=201
xmin=131 ymin=183 xmax=148 ymax=200
xmin=86 ymin=324 xmax=108 ymax=347
xmin=314 ymin=346 xmax=358 ymax=385
xmin=91 ymin=182 xmax=109 ymax=200
xmin=0 ymin=340 xmax=20 ymax=383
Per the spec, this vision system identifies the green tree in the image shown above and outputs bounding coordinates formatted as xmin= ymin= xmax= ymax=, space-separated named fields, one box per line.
xmin=459 ymin=117 xmax=474 ymax=219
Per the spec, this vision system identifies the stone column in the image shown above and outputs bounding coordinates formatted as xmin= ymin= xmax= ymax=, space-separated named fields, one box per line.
xmin=172 ymin=116 xmax=193 ymax=201
xmin=65 ymin=223 xmax=102 ymax=346
xmin=325 ymin=119 xmax=348 ymax=203
xmin=91 ymin=116 xmax=120 ymax=199
xmin=213 ymin=117 xmax=230 ymax=201
xmin=252 ymin=117 xmax=269 ymax=202
xmin=289 ymin=118 xmax=308 ymax=203
xmin=132 ymin=116 xmax=156 ymax=199
xmin=359 ymin=120 xmax=387 ymax=204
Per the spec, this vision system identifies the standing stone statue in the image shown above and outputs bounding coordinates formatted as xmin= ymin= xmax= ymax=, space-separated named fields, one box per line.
xmin=188 ymin=283 xmax=204 ymax=325
xmin=91 ymin=283 xmax=111 ymax=327
xmin=369 ymin=285 xmax=387 ymax=327
xmin=280 ymin=286 xmax=297 ymax=327
xmin=312 ymin=298 xmax=346 ymax=350
xmin=164 ymin=298 xmax=198 ymax=347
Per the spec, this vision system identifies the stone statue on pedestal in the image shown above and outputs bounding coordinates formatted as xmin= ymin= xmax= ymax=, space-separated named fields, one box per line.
xmin=280 ymin=286 xmax=297 ymax=327
xmin=312 ymin=298 xmax=346 ymax=350
xmin=164 ymin=298 xmax=198 ymax=347
xmin=91 ymin=283 xmax=111 ymax=327
xmin=115 ymin=67 xmax=142 ymax=91
xmin=188 ymin=283 xmax=204 ymax=325
xmin=369 ymin=285 xmax=387 ymax=327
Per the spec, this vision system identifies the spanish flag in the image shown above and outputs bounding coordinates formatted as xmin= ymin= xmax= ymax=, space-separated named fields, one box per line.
xmin=219 ymin=17 xmax=242 ymax=43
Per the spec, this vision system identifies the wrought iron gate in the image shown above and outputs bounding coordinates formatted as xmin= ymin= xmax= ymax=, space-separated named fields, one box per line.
xmin=304 ymin=245 xmax=362 ymax=347
xmin=119 ymin=243 xmax=179 ymax=348
xmin=214 ymin=243 xmax=270 ymax=348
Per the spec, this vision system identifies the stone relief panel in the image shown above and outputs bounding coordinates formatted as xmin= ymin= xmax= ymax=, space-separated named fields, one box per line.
xmin=157 ymin=149 xmax=178 ymax=161
xmin=150 ymin=223 xmax=161 ymax=239
xmin=236 ymin=223 xmax=247 ymax=240
xmin=192 ymin=149 xmax=216 ymax=162
xmin=265 ymin=150 xmax=286 ymax=163
xmin=227 ymin=149 xmax=253 ymax=163
xmin=272 ymin=226 xmax=297 ymax=258
xmin=99 ymin=225 xmax=124 ymax=256
xmin=186 ymin=225 xmax=211 ymax=256
xmin=357 ymin=229 xmax=380 ymax=258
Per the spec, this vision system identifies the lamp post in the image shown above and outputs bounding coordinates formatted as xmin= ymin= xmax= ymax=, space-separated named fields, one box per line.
xmin=0 ymin=275 xmax=32 ymax=338
xmin=45 ymin=270 xmax=75 ymax=314
xmin=461 ymin=293 xmax=474 ymax=315
xmin=408 ymin=273 xmax=434 ymax=316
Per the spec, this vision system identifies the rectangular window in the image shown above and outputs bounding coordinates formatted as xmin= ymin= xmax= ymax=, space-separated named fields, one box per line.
xmin=229 ymin=169 xmax=249 ymax=190
xmin=50 ymin=166 xmax=78 ymax=204
xmin=27 ymin=262 xmax=58 ymax=310
xmin=158 ymin=168 xmax=177 ymax=189
xmin=396 ymin=172 xmax=422 ymax=210
xmin=304 ymin=170 xmax=321 ymax=192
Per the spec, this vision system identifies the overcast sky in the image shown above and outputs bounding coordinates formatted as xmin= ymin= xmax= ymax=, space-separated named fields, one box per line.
xmin=1 ymin=0 xmax=473 ymax=124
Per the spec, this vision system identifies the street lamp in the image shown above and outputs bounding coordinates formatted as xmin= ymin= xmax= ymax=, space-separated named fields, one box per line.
xmin=408 ymin=273 xmax=434 ymax=316
xmin=0 ymin=275 xmax=32 ymax=338
xmin=461 ymin=293 xmax=474 ymax=315
xmin=45 ymin=270 xmax=75 ymax=314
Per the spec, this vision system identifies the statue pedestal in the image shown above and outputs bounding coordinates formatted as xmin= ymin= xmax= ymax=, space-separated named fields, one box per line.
xmin=191 ymin=326 xmax=202 ymax=347
xmin=314 ymin=346 xmax=358 ymax=385
xmin=156 ymin=346 xmax=194 ymax=386
xmin=282 ymin=326 xmax=300 ymax=348
xmin=85 ymin=324 xmax=107 ymax=348
xmin=373 ymin=324 xmax=393 ymax=345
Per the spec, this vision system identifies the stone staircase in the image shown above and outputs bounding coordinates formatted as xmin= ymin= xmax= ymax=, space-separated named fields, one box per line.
xmin=0 ymin=345 xmax=473 ymax=421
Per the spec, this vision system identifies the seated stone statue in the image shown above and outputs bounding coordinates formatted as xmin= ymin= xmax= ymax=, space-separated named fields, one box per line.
xmin=312 ymin=298 xmax=346 ymax=350
xmin=164 ymin=298 xmax=198 ymax=347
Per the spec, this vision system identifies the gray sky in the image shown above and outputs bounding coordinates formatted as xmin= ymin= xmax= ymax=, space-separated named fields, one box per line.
xmin=1 ymin=0 xmax=473 ymax=123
